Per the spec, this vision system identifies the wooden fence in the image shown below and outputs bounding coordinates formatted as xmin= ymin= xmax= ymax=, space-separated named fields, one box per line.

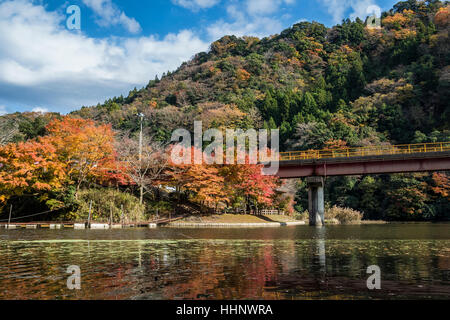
xmin=257 ymin=210 xmax=285 ymax=216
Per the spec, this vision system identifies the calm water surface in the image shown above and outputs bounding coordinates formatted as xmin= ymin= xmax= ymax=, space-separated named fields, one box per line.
xmin=0 ymin=223 xmax=449 ymax=300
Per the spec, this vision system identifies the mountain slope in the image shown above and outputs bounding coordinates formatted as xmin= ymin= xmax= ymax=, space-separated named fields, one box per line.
xmin=1 ymin=0 xmax=449 ymax=221
xmin=69 ymin=1 xmax=449 ymax=150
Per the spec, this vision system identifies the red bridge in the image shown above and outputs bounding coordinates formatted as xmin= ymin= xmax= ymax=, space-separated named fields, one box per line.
xmin=275 ymin=142 xmax=450 ymax=226
xmin=277 ymin=142 xmax=450 ymax=178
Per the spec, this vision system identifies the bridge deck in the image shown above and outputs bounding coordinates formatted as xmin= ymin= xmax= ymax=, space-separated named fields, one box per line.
xmin=279 ymin=151 xmax=450 ymax=166
xmin=279 ymin=142 xmax=450 ymax=162
xmin=275 ymin=143 xmax=450 ymax=178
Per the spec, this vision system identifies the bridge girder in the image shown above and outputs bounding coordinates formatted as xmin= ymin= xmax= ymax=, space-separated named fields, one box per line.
xmin=276 ymin=153 xmax=450 ymax=179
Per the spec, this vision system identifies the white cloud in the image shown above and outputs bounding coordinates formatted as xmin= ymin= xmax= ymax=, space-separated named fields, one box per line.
xmin=208 ymin=14 xmax=283 ymax=39
xmin=319 ymin=0 xmax=376 ymax=24
xmin=31 ymin=107 xmax=49 ymax=113
xmin=207 ymin=0 xmax=295 ymax=40
xmin=82 ymin=0 xmax=142 ymax=33
xmin=319 ymin=0 xmax=345 ymax=24
xmin=172 ymin=0 xmax=220 ymax=11
xmin=294 ymin=18 xmax=308 ymax=23
xmin=349 ymin=0 xmax=380 ymax=21
xmin=0 ymin=105 xmax=7 ymax=116
xmin=0 ymin=0 xmax=209 ymax=113
xmin=246 ymin=0 xmax=295 ymax=16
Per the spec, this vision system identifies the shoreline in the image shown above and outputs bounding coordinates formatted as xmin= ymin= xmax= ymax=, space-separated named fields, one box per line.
xmin=0 ymin=221 xmax=306 ymax=229
xmin=0 ymin=219 xmax=394 ymax=230
xmin=166 ymin=220 xmax=389 ymax=228
xmin=166 ymin=221 xmax=306 ymax=228
xmin=0 ymin=223 xmax=157 ymax=229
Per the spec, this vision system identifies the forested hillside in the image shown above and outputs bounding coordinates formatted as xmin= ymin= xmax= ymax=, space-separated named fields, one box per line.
xmin=1 ymin=0 xmax=449 ymax=221
xmin=73 ymin=1 xmax=449 ymax=146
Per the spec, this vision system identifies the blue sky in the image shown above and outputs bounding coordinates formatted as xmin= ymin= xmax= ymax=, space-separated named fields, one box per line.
xmin=0 ymin=0 xmax=398 ymax=115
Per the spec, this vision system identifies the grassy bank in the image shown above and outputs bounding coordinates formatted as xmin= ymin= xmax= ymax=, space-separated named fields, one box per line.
xmin=324 ymin=219 xmax=388 ymax=225
xmin=176 ymin=214 xmax=298 ymax=224
xmin=176 ymin=213 xmax=387 ymax=225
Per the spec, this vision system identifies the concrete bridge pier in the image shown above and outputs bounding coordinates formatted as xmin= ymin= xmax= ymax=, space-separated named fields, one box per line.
xmin=307 ymin=176 xmax=325 ymax=226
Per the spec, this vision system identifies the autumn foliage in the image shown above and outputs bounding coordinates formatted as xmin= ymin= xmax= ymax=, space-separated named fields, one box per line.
xmin=0 ymin=117 xmax=281 ymax=215
xmin=165 ymin=146 xmax=280 ymax=210
xmin=431 ymin=173 xmax=450 ymax=199
xmin=45 ymin=117 xmax=121 ymax=194
xmin=0 ymin=117 xmax=122 ymax=209
xmin=0 ymin=139 xmax=65 ymax=205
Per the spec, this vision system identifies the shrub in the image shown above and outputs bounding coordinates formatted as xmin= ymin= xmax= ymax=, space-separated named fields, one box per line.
xmin=148 ymin=200 xmax=174 ymax=216
xmin=325 ymin=205 xmax=363 ymax=223
xmin=293 ymin=210 xmax=309 ymax=221
xmin=76 ymin=189 xmax=146 ymax=223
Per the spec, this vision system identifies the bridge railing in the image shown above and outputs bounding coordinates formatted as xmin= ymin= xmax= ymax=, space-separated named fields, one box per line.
xmin=279 ymin=142 xmax=450 ymax=161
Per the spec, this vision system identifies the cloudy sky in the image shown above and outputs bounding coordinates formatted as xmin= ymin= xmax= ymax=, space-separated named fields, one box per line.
xmin=0 ymin=0 xmax=398 ymax=115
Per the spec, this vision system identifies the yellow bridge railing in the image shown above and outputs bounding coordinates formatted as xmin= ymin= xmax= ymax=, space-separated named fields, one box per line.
xmin=279 ymin=142 xmax=450 ymax=161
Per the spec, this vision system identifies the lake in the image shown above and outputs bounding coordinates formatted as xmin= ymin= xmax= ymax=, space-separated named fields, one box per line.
xmin=0 ymin=223 xmax=449 ymax=300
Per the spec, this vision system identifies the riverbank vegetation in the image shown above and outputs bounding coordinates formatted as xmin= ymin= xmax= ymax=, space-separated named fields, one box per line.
xmin=177 ymin=214 xmax=298 ymax=224
xmin=325 ymin=206 xmax=363 ymax=224
xmin=0 ymin=0 xmax=449 ymax=222
xmin=0 ymin=116 xmax=286 ymax=222
xmin=294 ymin=206 xmax=364 ymax=224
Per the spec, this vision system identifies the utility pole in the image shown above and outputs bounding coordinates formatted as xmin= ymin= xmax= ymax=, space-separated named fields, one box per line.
xmin=109 ymin=204 xmax=113 ymax=228
xmin=87 ymin=200 xmax=92 ymax=228
xmin=121 ymin=204 xmax=124 ymax=227
xmin=138 ymin=113 xmax=144 ymax=205
xmin=7 ymin=205 xmax=12 ymax=229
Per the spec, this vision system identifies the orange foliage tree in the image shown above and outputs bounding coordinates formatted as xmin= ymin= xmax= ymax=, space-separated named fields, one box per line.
xmin=430 ymin=173 xmax=450 ymax=199
xmin=237 ymin=68 xmax=251 ymax=81
xmin=164 ymin=146 xmax=229 ymax=207
xmin=222 ymin=163 xmax=279 ymax=208
xmin=324 ymin=139 xmax=348 ymax=149
xmin=0 ymin=139 xmax=66 ymax=207
xmin=45 ymin=117 xmax=120 ymax=196
xmin=434 ymin=6 xmax=449 ymax=27
xmin=0 ymin=116 xmax=125 ymax=211
xmin=165 ymin=146 xmax=280 ymax=211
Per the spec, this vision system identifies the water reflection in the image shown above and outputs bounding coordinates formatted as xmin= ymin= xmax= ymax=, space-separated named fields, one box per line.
xmin=0 ymin=224 xmax=449 ymax=300
xmin=315 ymin=227 xmax=326 ymax=273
